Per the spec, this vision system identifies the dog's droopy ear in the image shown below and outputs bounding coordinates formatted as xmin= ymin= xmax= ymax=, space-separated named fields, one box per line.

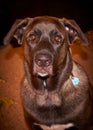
xmin=60 ymin=18 xmax=88 ymax=45
xmin=3 ymin=18 xmax=32 ymax=45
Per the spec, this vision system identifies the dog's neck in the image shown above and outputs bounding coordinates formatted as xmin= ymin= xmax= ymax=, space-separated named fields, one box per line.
xmin=56 ymin=51 xmax=73 ymax=90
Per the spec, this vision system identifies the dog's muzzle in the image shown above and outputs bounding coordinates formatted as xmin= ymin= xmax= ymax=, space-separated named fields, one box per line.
xmin=34 ymin=52 xmax=53 ymax=77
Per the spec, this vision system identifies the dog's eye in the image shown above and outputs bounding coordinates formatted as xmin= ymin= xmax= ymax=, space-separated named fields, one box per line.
xmin=54 ymin=35 xmax=62 ymax=43
xmin=28 ymin=34 xmax=37 ymax=41
xmin=51 ymin=31 xmax=63 ymax=45
xmin=27 ymin=30 xmax=41 ymax=44
xmin=53 ymin=35 xmax=63 ymax=45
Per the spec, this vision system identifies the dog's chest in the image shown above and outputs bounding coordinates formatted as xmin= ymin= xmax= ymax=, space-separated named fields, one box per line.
xmin=21 ymin=77 xmax=83 ymax=118
xmin=34 ymin=90 xmax=62 ymax=107
xmin=21 ymin=61 xmax=89 ymax=126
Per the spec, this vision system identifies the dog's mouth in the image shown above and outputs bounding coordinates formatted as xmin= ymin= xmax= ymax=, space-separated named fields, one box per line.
xmin=33 ymin=63 xmax=53 ymax=89
xmin=34 ymin=63 xmax=53 ymax=78
xmin=38 ymin=74 xmax=48 ymax=89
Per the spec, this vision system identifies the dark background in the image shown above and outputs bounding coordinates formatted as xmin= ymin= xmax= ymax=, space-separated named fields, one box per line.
xmin=0 ymin=0 xmax=93 ymax=45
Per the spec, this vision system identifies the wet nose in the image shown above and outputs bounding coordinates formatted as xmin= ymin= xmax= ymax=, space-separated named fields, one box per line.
xmin=35 ymin=53 xmax=52 ymax=67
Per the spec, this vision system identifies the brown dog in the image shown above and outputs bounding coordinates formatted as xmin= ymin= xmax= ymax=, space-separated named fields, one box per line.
xmin=4 ymin=16 xmax=93 ymax=130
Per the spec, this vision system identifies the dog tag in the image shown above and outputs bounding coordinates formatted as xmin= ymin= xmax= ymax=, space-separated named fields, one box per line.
xmin=71 ymin=77 xmax=80 ymax=86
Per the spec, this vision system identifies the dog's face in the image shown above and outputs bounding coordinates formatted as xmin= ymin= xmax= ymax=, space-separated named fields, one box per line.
xmin=4 ymin=16 xmax=88 ymax=92
xmin=23 ymin=18 xmax=70 ymax=92
xmin=25 ymin=21 xmax=67 ymax=76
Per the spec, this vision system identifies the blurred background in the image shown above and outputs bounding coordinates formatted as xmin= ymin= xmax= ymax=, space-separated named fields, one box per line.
xmin=0 ymin=1 xmax=93 ymax=130
xmin=0 ymin=0 xmax=93 ymax=45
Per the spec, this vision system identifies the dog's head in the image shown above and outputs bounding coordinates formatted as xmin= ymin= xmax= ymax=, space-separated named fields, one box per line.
xmin=4 ymin=16 xmax=88 ymax=92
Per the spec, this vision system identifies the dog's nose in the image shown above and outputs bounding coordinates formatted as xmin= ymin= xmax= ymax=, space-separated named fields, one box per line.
xmin=35 ymin=53 xmax=52 ymax=67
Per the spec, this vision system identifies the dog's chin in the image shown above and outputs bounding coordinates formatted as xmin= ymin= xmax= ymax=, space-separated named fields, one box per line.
xmin=33 ymin=71 xmax=50 ymax=91
xmin=35 ymin=71 xmax=51 ymax=83
xmin=34 ymin=64 xmax=53 ymax=79
xmin=37 ymin=72 xmax=49 ymax=78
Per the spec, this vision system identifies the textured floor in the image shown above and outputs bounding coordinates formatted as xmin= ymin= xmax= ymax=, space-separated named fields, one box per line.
xmin=0 ymin=30 xmax=93 ymax=130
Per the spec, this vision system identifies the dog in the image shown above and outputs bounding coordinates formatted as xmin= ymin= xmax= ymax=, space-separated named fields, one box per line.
xmin=4 ymin=16 xmax=93 ymax=130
